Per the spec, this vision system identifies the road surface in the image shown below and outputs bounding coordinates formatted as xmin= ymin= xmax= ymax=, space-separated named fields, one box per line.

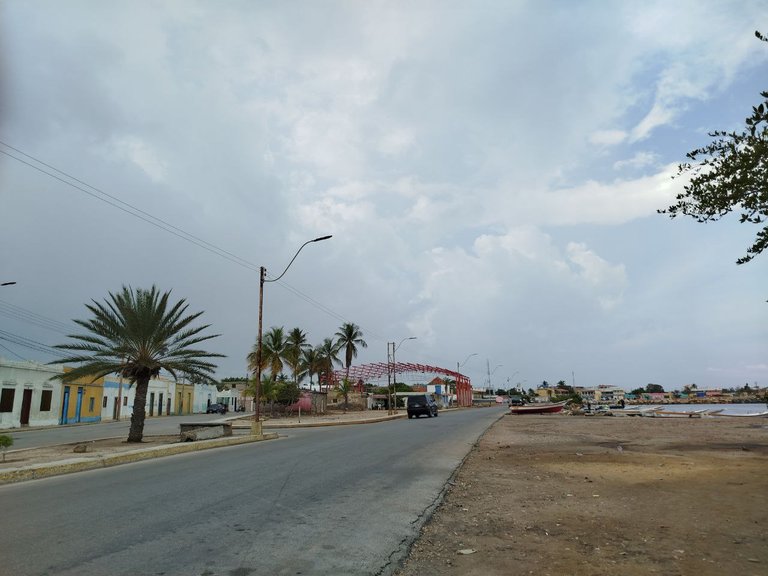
xmin=0 ymin=406 xmax=504 ymax=576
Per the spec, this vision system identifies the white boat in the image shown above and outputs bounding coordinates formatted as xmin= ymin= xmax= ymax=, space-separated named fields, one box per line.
xmin=713 ymin=410 xmax=768 ymax=418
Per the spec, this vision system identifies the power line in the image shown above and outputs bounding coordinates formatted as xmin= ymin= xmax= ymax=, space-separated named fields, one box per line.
xmin=0 ymin=142 xmax=261 ymax=272
xmin=0 ymin=299 xmax=72 ymax=334
xmin=0 ymin=141 xmax=385 ymax=344
xmin=0 ymin=341 xmax=29 ymax=361
xmin=0 ymin=329 xmax=68 ymax=358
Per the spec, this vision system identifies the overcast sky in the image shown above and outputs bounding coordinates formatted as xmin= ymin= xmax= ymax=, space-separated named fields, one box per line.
xmin=1 ymin=1 xmax=766 ymax=392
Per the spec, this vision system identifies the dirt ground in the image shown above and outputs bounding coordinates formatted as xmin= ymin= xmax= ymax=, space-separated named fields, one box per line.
xmin=396 ymin=414 xmax=768 ymax=576
xmin=0 ymin=435 xmax=183 ymax=469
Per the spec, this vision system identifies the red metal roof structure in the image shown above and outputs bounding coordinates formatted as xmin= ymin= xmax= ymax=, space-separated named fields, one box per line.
xmin=330 ymin=362 xmax=473 ymax=407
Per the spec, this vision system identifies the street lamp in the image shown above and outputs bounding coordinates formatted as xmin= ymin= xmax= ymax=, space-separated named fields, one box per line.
xmin=253 ymin=235 xmax=332 ymax=436
xmin=455 ymin=353 xmax=477 ymax=407
xmin=390 ymin=336 xmax=416 ymax=414
xmin=506 ymin=371 xmax=519 ymax=393
xmin=486 ymin=361 xmax=502 ymax=395
xmin=1 ymin=282 xmax=16 ymax=286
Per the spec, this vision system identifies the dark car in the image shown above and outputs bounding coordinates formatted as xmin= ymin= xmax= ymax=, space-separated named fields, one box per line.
xmin=206 ymin=403 xmax=227 ymax=414
xmin=407 ymin=394 xmax=438 ymax=419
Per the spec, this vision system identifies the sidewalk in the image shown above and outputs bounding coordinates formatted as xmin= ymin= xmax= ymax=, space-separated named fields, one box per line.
xmin=0 ymin=410 xmax=408 ymax=485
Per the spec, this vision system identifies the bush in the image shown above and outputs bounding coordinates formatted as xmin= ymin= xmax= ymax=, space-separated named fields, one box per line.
xmin=0 ymin=434 xmax=13 ymax=462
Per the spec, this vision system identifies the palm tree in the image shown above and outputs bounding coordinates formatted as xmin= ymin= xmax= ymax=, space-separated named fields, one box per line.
xmin=317 ymin=337 xmax=342 ymax=392
xmin=285 ymin=327 xmax=310 ymax=386
xmin=301 ymin=346 xmax=322 ymax=390
xmin=53 ymin=286 xmax=222 ymax=442
xmin=247 ymin=373 xmax=279 ymax=417
xmin=334 ymin=322 xmax=367 ymax=381
xmin=248 ymin=326 xmax=286 ymax=378
xmin=338 ymin=378 xmax=353 ymax=411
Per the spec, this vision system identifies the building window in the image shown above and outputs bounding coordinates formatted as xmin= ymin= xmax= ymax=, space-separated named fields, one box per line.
xmin=102 ymin=396 xmax=108 ymax=408
xmin=0 ymin=388 xmax=15 ymax=412
xmin=123 ymin=396 xmax=128 ymax=406
xmin=89 ymin=397 xmax=95 ymax=412
xmin=40 ymin=390 xmax=53 ymax=412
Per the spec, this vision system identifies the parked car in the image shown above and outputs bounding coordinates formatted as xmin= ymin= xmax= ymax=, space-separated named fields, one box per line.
xmin=407 ymin=394 xmax=438 ymax=419
xmin=206 ymin=403 xmax=227 ymax=414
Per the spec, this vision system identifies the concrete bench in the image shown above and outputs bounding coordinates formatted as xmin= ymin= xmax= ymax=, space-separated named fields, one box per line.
xmin=179 ymin=422 xmax=233 ymax=442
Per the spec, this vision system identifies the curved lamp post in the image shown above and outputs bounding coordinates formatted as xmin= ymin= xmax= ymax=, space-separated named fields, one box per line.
xmin=253 ymin=235 xmax=332 ymax=435
xmin=487 ymin=361 xmax=502 ymax=395
xmin=390 ymin=336 xmax=416 ymax=413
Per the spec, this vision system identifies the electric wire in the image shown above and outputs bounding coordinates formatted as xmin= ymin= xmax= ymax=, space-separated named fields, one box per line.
xmin=0 ymin=341 xmax=29 ymax=361
xmin=0 ymin=329 xmax=68 ymax=358
xmin=0 ymin=142 xmax=261 ymax=272
xmin=0 ymin=141 xmax=389 ymax=351
xmin=0 ymin=299 xmax=72 ymax=334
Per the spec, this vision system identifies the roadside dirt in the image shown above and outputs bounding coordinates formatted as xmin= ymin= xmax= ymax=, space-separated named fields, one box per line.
xmin=0 ymin=435 xmax=182 ymax=469
xmin=396 ymin=414 xmax=768 ymax=576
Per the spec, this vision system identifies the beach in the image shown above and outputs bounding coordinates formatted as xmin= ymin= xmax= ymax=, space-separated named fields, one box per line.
xmin=397 ymin=413 xmax=768 ymax=576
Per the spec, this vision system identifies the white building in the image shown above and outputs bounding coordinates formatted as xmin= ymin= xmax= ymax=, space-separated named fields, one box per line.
xmin=102 ymin=374 xmax=178 ymax=420
xmin=579 ymin=385 xmax=625 ymax=404
xmin=0 ymin=358 xmax=64 ymax=429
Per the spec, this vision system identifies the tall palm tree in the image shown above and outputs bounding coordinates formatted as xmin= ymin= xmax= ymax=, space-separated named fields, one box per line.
xmin=334 ymin=322 xmax=367 ymax=381
xmin=247 ymin=326 xmax=286 ymax=378
xmin=53 ymin=286 xmax=222 ymax=442
xmin=301 ymin=346 xmax=322 ymax=390
xmin=317 ymin=337 xmax=342 ymax=392
xmin=285 ymin=327 xmax=310 ymax=386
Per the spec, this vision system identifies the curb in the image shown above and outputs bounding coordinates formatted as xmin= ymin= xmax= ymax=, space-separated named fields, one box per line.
xmin=0 ymin=433 xmax=278 ymax=485
xmin=258 ymin=413 xmax=408 ymax=429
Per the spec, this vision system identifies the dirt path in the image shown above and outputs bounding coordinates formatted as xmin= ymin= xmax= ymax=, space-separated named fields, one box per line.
xmin=397 ymin=414 xmax=768 ymax=576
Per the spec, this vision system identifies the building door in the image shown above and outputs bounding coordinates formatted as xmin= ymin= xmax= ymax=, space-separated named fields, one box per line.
xmin=158 ymin=393 xmax=164 ymax=417
xmin=61 ymin=386 xmax=70 ymax=424
xmin=166 ymin=398 xmax=171 ymax=415
xmin=149 ymin=392 xmax=155 ymax=416
xmin=113 ymin=397 xmax=119 ymax=420
xmin=20 ymin=389 xmax=33 ymax=426
xmin=75 ymin=387 xmax=84 ymax=423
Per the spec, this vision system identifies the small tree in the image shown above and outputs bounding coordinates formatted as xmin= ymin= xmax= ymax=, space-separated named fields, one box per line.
xmin=276 ymin=380 xmax=301 ymax=407
xmin=661 ymin=31 xmax=768 ymax=265
xmin=0 ymin=434 xmax=13 ymax=462
xmin=53 ymin=286 xmax=223 ymax=443
xmin=338 ymin=378 xmax=353 ymax=411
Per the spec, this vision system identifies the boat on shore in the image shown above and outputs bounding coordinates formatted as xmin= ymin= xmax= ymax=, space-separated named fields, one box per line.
xmin=508 ymin=400 xmax=569 ymax=415
xmin=713 ymin=410 xmax=768 ymax=418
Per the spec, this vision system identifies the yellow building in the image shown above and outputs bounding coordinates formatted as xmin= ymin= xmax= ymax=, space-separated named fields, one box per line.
xmin=60 ymin=368 xmax=104 ymax=424
xmin=175 ymin=382 xmax=194 ymax=415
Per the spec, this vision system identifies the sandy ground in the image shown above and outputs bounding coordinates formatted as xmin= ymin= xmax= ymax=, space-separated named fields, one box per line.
xmin=396 ymin=413 xmax=768 ymax=576
xmin=0 ymin=435 xmax=186 ymax=469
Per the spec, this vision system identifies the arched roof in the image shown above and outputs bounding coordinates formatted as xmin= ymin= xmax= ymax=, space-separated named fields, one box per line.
xmin=332 ymin=361 xmax=470 ymax=385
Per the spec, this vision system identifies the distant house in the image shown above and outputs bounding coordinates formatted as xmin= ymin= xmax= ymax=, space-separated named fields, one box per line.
xmin=579 ymin=385 xmax=625 ymax=404
xmin=0 ymin=358 xmax=63 ymax=429
xmin=60 ymin=367 xmax=104 ymax=424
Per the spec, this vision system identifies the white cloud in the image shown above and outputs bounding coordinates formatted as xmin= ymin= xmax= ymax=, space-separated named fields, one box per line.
xmin=566 ymin=242 xmax=627 ymax=311
xmin=589 ymin=130 xmax=628 ymax=146
xmin=103 ymin=135 xmax=168 ymax=183
xmin=613 ymin=151 xmax=658 ymax=171
xmin=500 ymin=164 xmax=681 ymax=227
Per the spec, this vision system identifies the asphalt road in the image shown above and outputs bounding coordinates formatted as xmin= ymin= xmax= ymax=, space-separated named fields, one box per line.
xmin=0 ymin=407 xmax=504 ymax=576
